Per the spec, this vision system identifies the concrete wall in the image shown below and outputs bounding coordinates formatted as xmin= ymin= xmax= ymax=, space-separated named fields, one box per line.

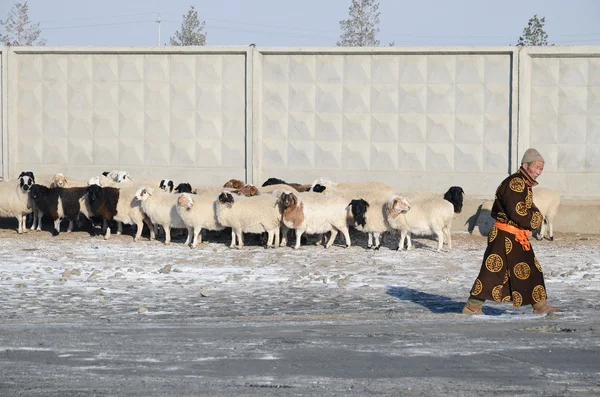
xmin=1 ymin=45 xmax=600 ymax=232
xmin=519 ymin=47 xmax=600 ymax=199
xmin=254 ymin=48 xmax=517 ymax=198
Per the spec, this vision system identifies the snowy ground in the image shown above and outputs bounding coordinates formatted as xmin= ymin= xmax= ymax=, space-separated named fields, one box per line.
xmin=0 ymin=222 xmax=599 ymax=396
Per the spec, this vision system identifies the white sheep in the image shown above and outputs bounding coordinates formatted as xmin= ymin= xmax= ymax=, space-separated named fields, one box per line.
xmin=176 ymin=193 xmax=225 ymax=248
xmin=134 ymin=187 xmax=189 ymax=245
xmin=347 ymin=198 xmax=390 ymax=249
xmin=532 ymin=187 xmax=560 ymax=241
xmin=278 ymin=191 xmax=352 ymax=250
xmin=386 ymin=195 xmax=454 ymax=252
xmin=0 ymin=176 xmax=34 ymax=233
xmin=215 ymin=191 xmax=282 ymax=248
xmin=310 ymin=177 xmax=396 ymax=200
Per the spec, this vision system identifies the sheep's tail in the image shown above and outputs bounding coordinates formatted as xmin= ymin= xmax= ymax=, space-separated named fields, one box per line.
xmin=443 ymin=186 xmax=465 ymax=214
xmin=349 ymin=199 xmax=369 ymax=227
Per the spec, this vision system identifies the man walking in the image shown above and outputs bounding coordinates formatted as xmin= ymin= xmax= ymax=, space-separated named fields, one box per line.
xmin=463 ymin=148 xmax=559 ymax=315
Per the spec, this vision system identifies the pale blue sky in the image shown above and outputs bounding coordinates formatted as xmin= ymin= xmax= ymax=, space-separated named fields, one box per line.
xmin=0 ymin=0 xmax=598 ymax=47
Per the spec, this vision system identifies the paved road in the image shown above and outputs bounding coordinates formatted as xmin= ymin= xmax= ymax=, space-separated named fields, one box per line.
xmin=1 ymin=313 xmax=599 ymax=396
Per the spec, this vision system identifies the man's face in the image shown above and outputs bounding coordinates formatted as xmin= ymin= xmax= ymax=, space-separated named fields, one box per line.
xmin=523 ymin=161 xmax=544 ymax=180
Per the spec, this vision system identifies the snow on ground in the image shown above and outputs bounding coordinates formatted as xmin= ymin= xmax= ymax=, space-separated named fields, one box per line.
xmin=1 ymin=223 xmax=598 ymax=332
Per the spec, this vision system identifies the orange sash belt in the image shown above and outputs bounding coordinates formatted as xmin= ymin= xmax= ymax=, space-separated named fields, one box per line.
xmin=494 ymin=221 xmax=531 ymax=251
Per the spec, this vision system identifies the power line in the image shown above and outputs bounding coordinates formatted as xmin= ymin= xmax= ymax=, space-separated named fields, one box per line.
xmin=40 ymin=20 xmax=154 ymax=31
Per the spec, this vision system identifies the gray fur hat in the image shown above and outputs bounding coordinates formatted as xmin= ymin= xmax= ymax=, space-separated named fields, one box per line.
xmin=521 ymin=148 xmax=545 ymax=164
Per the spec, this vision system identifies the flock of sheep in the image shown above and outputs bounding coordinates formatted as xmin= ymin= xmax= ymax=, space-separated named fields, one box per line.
xmin=0 ymin=170 xmax=560 ymax=250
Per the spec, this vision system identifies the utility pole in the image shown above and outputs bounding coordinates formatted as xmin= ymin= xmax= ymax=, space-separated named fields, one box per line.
xmin=156 ymin=14 xmax=161 ymax=46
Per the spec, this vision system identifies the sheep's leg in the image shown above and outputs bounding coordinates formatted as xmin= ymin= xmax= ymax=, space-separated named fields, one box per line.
xmin=280 ymin=225 xmax=289 ymax=247
xmin=230 ymin=229 xmax=236 ymax=248
xmin=191 ymin=228 xmax=201 ymax=248
xmin=266 ymin=230 xmax=274 ymax=248
xmin=373 ymin=232 xmax=381 ymax=250
xmin=153 ymin=224 xmax=159 ymax=238
xmin=30 ymin=211 xmax=37 ymax=231
xmin=163 ymin=225 xmax=171 ymax=245
xmin=67 ymin=220 xmax=74 ymax=233
xmin=340 ymin=226 xmax=351 ymax=248
xmin=104 ymin=220 xmax=112 ymax=240
xmin=52 ymin=218 xmax=61 ymax=236
xmin=433 ymin=228 xmax=444 ymax=251
xmin=184 ymin=227 xmax=193 ymax=246
xmin=406 ymin=233 xmax=413 ymax=250
xmin=116 ymin=221 xmax=123 ymax=236
xmin=398 ymin=230 xmax=407 ymax=251
xmin=326 ymin=228 xmax=339 ymax=249
xmin=236 ymin=231 xmax=244 ymax=248
xmin=143 ymin=216 xmax=155 ymax=241
xmin=443 ymin=227 xmax=452 ymax=251
xmin=134 ymin=221 xmax=143 ymax=242
xmin=293 ymin=230 xmax=305 ymax=250
xmin=17 ymin=215 xmax=24 ymax=234
xmin=274 ymin=227 xmax=280 ymax=248
xmin=548 ymin=218 xmax=554 ymax=241
xmin=367 ymin=233 xmax=373 ymax=249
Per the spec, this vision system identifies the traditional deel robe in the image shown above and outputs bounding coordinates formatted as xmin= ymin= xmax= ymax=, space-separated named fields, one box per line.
xmin=470 ymin=167 xmax=546 ymax=307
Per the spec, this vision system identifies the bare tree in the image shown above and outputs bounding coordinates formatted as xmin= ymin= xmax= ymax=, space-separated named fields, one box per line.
xmin=0 ymin=1 xmax=46 ymax=46
xmin=169 ymin=6 xmax=206 ymax=46
xmin=337 ymin=0 xmax=381 ymax=47
xmin=517 ymin=15 xmax=549 ymax=46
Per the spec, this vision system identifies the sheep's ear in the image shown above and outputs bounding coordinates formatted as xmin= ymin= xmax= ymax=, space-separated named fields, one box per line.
xmin=146 ymin=187 xmax=154 ymax=196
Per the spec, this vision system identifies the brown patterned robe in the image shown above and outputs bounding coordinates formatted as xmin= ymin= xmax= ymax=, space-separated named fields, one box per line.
xmin=470 ymin=167 xmax=547 ymax=307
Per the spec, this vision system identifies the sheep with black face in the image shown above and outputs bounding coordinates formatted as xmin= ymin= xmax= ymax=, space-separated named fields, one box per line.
xmin=0 ymin=175 xmax=34 ymax=233
xmin=215 ymin=190 xmax=282 ymax=249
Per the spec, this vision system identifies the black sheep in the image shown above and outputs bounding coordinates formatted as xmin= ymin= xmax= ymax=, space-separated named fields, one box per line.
xmin=28 ymin=185 xmax=89 ymax=236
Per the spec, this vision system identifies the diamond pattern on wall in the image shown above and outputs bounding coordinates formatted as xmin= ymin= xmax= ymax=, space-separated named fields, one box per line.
xmin=454 ymin=143 xmax=482 ymax=172
xmin=588 ymin=116 xmax=600 ymax=144
xmin=196 ymin=140 xmax=222 ymax=168
xmin=315 ymin=141 xmax=342 ymax=169
xmin=344 ymin=56 xmax=370 ymax=84
xmin=170 ymin=111 xmax=195 ymax=140
xmin=68 ymin=55 xmax=92 ymax=84
xmin=559 ymin=58 xmax=588 ymax=86
xmin=43 ymin=137 xmax=68 ymax=163
xmin=398 ymin=114 xmax=426 ymax=143
xmin=144 ymin=141 xmax=169 ymax=166
xmin=68 ymin=139 xmax=93 ymax=164
xmin=315 ymin=84 xmax=342 ymax=113
xmin=557 ymin=115 xmax=586 ymax=144
xmin=427 ymin=55 xmax=455 ymax=84
xmin=455 ymin=84 xmax=484 ymax=114
xmin=288 ymin=112 xmax=314 ymax=141
xmin=371 ymin=114 xmax=398 ymax=143
xmin=315 ymin=113 xmax=342 ymax=141
xmin=483 ymin=143 xmax=508 ymax=173
xmin=530 ymin=114 xmax=558 ymax=144
xmin=170 ymin=139 xmax=196 ymax=166
xmin=426 ymin=143 xmax=454 ymax=171
xmin=371 ymin=55 xmax=399 ymax=84
xmin=586 ymin=144 xmax=600 ymax=172
xmin=559 ymin=87 xmax=587 ymax=114
xmin=343 ymin=114 xmax=370 ymax=141
xmin=289 ymin=55 xmax=316 ymax=83
xmin=398 ymin=57 xmax=426 ymax=84
xmin=342 ymin=141 xmax=370 ymax=170
xmin=144 ymin=55 xmax=169 ymax=82
xmin=455 ymin=114 xmax=483 ymax=144
xmin=371 ymin=85 xmax=398 ymax=113
xmin=222 ymin=140 xmax=245 ymax=168
xmin=371 ymin=142 xmax=398 ymax=170
xmin=456 ymin=56 xmax=484 ymax=84
xmin=288 ymin=140 xmax=314 ymax=169
xmin=398 ymin=143 xmax=425 ymax=171
xmin=145 ymin=111 xmax=169 ymax=141
xmin=316 ymin=56 xmax=343 ymax=84
xmin=14 ymin=52 xmax=245 ymax=174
